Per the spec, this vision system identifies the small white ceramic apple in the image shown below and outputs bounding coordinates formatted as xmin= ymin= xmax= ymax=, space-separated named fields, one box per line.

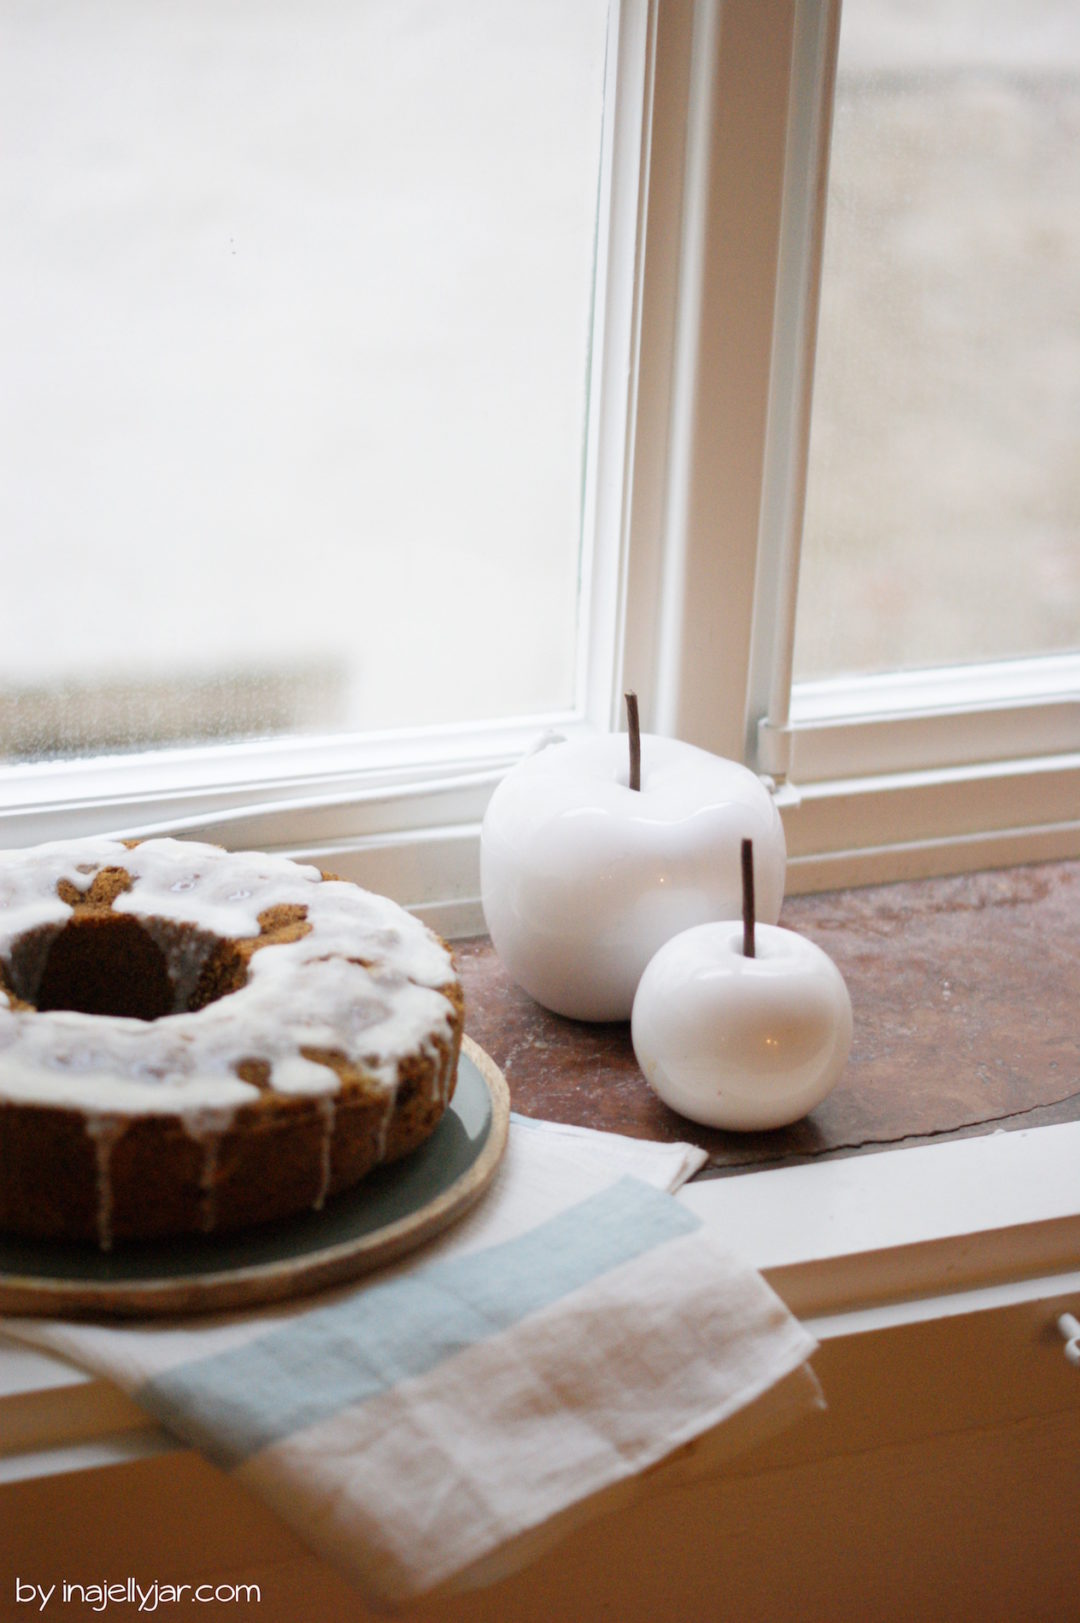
xmin=480 ymin=725 xmax=786 ymax=1022
xmin=630 ymin=836 xmax=852 ymax=1128
xmin=631 ymin=921 xmax=852 ymax=1130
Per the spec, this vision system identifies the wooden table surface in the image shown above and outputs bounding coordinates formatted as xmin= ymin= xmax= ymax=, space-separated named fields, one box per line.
xmin=455 ymin=859 xmax=1080 ymax=1178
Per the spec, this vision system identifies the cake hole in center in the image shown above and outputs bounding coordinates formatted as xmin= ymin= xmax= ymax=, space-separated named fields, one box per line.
xmin=35 ymin=915 xmax=179 ymax=1021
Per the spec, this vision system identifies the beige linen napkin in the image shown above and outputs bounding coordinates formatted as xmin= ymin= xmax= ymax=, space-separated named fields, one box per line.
xmin=2 ymin=1115 xmax=819 ymax=1609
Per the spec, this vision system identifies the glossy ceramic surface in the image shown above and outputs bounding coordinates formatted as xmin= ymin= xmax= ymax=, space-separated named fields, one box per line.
xmin=481 ymin=732 xmax=786 ymax=1021
xmin=631 ymin=923 xmax=853 ymax=1130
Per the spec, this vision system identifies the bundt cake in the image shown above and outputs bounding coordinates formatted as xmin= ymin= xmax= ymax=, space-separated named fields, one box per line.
xmin=0 ymin=837 xmax=464 ymax=1248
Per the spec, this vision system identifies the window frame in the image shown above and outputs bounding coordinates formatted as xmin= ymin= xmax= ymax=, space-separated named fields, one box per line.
xmin=1 ymin=0 xmax=1078 ymax=925
xmin=618 ymin=0 xmax=1078 ymax=893
xmin=740 ymin=0 xmax=1080 ymax=889
xmin=0 ymin=0 xmax=655 ymax=929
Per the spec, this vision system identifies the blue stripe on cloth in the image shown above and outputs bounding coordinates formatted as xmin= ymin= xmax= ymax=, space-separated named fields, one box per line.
xmin=137 ymin=1175 xmax=701 ymax=1468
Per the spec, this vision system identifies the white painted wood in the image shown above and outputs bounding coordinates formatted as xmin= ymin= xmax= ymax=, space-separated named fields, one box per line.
xmin=681 ymin=1122 xmax=1080 ymax=1314
xmin=680 ymin=1122 xmax=1080 ymax=1281
xmin=577 ymin=0 xmax=656 ymax=735
xmin=282 ymin=825 xmax=483 ymax=927
xmin=809 ymin=1267 xmax=1080 ymax=1339
xmin=750 ymin=0 xmax=841 ymax=759
xmin=792 ymin=651 xmax=1080 ymax=725
xmin=0 ymin=1342 xmax=82 ymax=1400
xmin=0 ymin=1429 xmax=183 ymax=1487
xmin=784 ymin=815 xmax=1080 ymax=894
xmin=617 ymin=1 xmax=694 ymax=730
xmin=0 ymin=1380 xmax=160 ymax=1480
xmin=4 ymin=1120 xmax=1079 ymax=1483
xmin=762 ymin=654 xmax=1080 ymax=782
xmin=779 ymin=750 xmax=1080 ymax=891
xmin=649 ymin=0 xmax=799 ymax=763
xmin=0 ymin=713 xmax=581 ymax=838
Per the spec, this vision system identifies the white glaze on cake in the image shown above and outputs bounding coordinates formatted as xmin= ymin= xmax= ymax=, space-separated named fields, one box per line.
xmin=0 ymin=837 xmax=461 ymax=1246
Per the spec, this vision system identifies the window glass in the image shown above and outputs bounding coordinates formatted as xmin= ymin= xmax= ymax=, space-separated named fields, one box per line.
xmin=794 ymin=0 xmax=1080 ymax=681
xmin=1 ymin=0 xmax=609 ymax=760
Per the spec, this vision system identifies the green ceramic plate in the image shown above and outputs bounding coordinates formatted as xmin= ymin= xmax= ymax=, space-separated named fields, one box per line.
xmin=0 ymin=1037 xmax=509 ymax=1317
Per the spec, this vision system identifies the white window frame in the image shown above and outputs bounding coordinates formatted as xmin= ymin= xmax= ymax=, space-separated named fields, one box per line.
xmin=739 ymin=0 xmax=1080 ymax=891
xmin=1 ymin=0 xmax=1078 ymax=926
xmin=0 ymin=0 xmax=656 ymax=937
xmin=619 ymin=0 xmax=1080 ymax=895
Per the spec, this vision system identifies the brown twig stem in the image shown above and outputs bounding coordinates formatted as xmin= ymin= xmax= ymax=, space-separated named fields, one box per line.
xmin=625 ymin=691 xmax=641 ymax=792
xmin=741 ymin=837 xmax=756 ymax=958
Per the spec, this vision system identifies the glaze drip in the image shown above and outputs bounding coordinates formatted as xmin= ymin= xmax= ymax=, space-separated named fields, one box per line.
xmin=0 ymin=838 xmax=460 ymax=1246
xmin=85 ymin=1114 xmax=124 ymax=1251
xmin=313 ymin=1096 xmax=338 ymax=1211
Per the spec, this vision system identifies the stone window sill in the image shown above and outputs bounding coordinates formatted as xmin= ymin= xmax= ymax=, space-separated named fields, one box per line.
xmin=456 ymin=858 xmax=1080 ymax=1177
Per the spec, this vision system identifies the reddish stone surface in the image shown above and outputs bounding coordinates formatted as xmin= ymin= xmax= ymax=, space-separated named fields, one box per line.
xmin=454 ymin=860 xmax=1080 ymax=1177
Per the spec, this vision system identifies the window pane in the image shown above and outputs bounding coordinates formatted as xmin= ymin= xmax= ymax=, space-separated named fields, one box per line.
xmin=1 ymin=0 xmax=609 ymax=760
xmin=794 ymin=0 xmax=1080 ymax=681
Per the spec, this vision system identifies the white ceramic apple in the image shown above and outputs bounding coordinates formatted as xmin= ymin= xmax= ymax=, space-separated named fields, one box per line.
xmin=480 ymin=731 xmax=786 ymax=1021
xmin=630 ymin=921 xmax=852 ymax=1130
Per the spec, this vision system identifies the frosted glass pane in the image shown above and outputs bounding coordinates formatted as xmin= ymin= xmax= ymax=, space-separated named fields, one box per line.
xmin=0 ymin=0 xmax=608 ymax=759
xmin=794 ymin=0 xmax=1080 ymax=681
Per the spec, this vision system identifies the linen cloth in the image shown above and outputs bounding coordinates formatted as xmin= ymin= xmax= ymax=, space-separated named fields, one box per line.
xmin=2 ymin=1115 xmax=819 ymax=1609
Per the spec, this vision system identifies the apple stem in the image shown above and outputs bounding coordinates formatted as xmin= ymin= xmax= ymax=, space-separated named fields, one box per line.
xmin=741 ymin=838 xmax=756 ymax=958
xmin=625 ymin=690 xmax=641 ymax=792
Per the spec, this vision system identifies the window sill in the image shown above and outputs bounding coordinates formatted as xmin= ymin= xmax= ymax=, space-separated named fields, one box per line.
xmin=458 ymin=856 xmax=1080 ymax=1173
xmin=2 ymin=858 xmax=1078 ymax=1485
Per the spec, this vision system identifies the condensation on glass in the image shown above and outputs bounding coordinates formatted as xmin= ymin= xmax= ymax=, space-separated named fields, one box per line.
xmin=1 ymin=1 xmax=609 ymax=761
xmin=794 ymin=0 xmax=1080 ymax=681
